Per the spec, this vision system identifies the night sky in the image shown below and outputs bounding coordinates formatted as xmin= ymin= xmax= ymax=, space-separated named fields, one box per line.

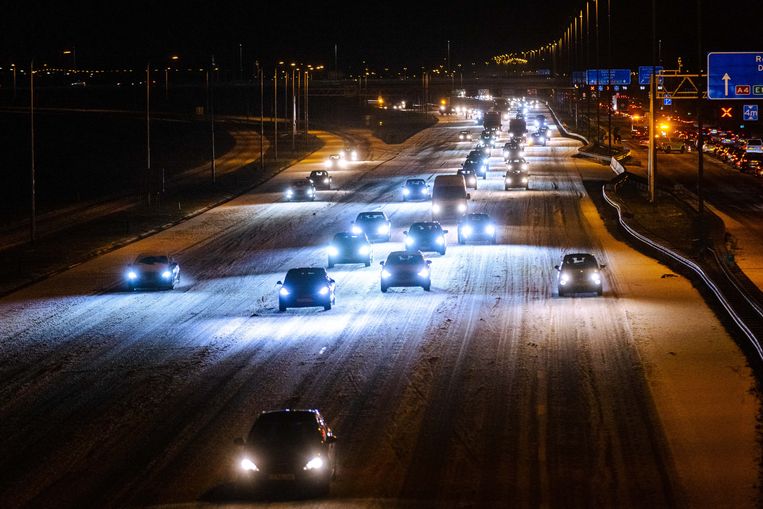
xmin=3 ymin=0 xmax=761 ymax=72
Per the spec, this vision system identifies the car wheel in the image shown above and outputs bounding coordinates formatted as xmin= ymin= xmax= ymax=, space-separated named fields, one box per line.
xmin=505 ymin=186 xmax=509 ymax=191
xmin=558 ymin=288 xmax=566 ymax=297
xmin=665 ymin=147 xmax=671 ymax=154
xmin=491 ymin=236 xmax=497 ymax=244
xmin=423 ymin=282 xmax=431 ymax=291
xmin=324 ymin=302 xmax=332 ymax=311
xmin=597 ymin=288 xmax=603 ymax=296
xmin=380 ymin=284 xmax=388 ymax=293
xmin=364 ymin=259 xmax=371 ymax=267
xmin=440 ymin=248 xmax=446 ymax=256
xmin=278 ymin=303 xmax=287 ymax=312
xmin=328 ymin=259 xmax=334 ymax=268
xmin=458 ymin=235 xmax=464 ymax=245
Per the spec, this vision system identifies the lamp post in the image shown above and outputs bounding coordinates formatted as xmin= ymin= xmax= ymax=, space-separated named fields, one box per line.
xmin=146 ymin=62 xmax=152 ymax=205
xmin=259 ymin=66 xmax=264 ymax=169
xmin=30 ymin=60 xmax=36 ymax=244
xmin=291 ymin=63 xmax=297 ymax=151
xmin=210 ymin=55 xmax=216 ymax=184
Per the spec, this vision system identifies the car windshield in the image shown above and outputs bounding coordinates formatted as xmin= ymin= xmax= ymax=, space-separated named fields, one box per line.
xmin=508 ymin=159 xmax=525 ymax=164
xmin=292 ymin=180 xmax=308 ymax=187
xmin=248 ymin=412 xmax=322 ymax=445
xmin=563 ymin=255 xmax=598 ymax=269
xmin=407 ymin=180 xmax=425 ymax=186
xmin=311 ymin=171 xmax=326 ymax=177
xmin=357 ymin=212 xmax=385 ymax=221
xmin=466 ymin=214 xmax=488 ymax=223
xmin=411 ymin=223 xmax=441 ymax=234
xmin=387 ymin=253 xmax=424 ymax=265
xmin=333 ymin=233 xmax=363 ymax=243
xmin=284 ymin=269 xmax=327 ymax=285
xmin=137 ymin=255 xmax=168 ymax=265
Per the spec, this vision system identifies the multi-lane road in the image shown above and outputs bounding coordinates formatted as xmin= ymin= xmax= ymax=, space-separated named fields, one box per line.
xmin=0 ymin=106 xmax=758 ymax=508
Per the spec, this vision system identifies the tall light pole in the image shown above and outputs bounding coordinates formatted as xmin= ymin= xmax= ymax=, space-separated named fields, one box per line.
xmin=259 ymin=67 xmax=264 ymax=168
xmin=595 ymin=0 xmax=601 ymax=145
xmin=304 ymin=69 xmax=309 ymax=137
xmin=210 ymin=55 xmax=216 ymax=184
xmin=273 ymin=66 xmax=278 ymax=161
xmin=648 ymin=0 xmax=657 ymax=203
xmin=291 ymin=63 xmax=297 ymax=150
xmin=607 ymin=0 xmax=612 ymax=153
xmin=146 ymin=62 xmax=152 ymax=205
xmin=696 ymin=0 xmax=705 ymax=220
xmin=30 ymin=60 xmax=36 ymax=244
xmin=12 ymin=63 xmax=17 ymax=102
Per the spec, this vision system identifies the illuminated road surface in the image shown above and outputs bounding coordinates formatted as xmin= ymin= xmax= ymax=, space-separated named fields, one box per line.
xmin=0 ymin=108 xmax=757 ymax=508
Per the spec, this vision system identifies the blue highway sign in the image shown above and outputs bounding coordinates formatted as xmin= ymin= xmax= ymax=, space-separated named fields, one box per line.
xmin=707 ymin=52 xmax=763 ymax=100
xmin=743 ymin=104 xmax=759 ymax=121
xmin=586 ymin=69 xmax=632 ymax=86
xmin=638 ymin=66 xmax=664 ymax=86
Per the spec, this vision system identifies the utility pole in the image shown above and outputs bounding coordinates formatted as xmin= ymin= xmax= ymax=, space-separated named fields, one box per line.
xmin=30 ymin=61 xmax=36 ymax=244
xmin=595 ymin=0 xmax=601 ymax=145
xmin=304 ymin=70 xmax=309 ymax=136
xmin=696 ymin=0 xmax=704 ymax=220
xmin=586 ymin=1 xmax=591 ymax=141
xmin=273 ymin=68 xmax=278 ymax=160
xmin=239 ymin=43 xmax=243 ymax=81
xmin=292 ymin=66 xmax=296 ymax=150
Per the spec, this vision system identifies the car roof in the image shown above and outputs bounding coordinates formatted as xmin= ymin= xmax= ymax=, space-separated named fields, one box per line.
xmin=134 ymin=253 xmax=170 ymax=263
xmin=563 ymin=253 xmax=598 ymax=264
xmin=357 ymin=211 xmax=387 ymax=219
xmin=285 ymin=267 xmax=328 ymax=277
xmin=333 ymin=232 xmax=366 ymax=241
xmin=386 ymin=250 xmax=424 ymax=262
xmin=310 ymin=170 xmax=327 ymax=174
xmin=410 ymin=221 xmax=441 ymax=229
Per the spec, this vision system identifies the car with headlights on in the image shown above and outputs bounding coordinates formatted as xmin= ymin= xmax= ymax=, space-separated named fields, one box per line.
xmin=458 ymin=130 xmax=472 ymax=141
xmin=308 ymin=170 xmax=332 ymax=190
xmin=341 ymin=144 xmax=359 ymax=161
xmin=404 ymin=221 xmax=448 ymax=255
xmin=402 ymin=178 xmax=430 ymax=201
xmin=324 ymin=154 xmax=346 ymax=169
xmin=529 ymin=131 xmax=547 ymax=146
xmin=328 ymin=232 xmax=372 ymax=268
xmin=504 ymin=169 xmax=529 ymax=190
xmin=125 ymin=253 xmax=180 ymax=290
xmin=457 ymin=167 xmax=478 ymax=189
xmin=457 ymin=213 xmax=496 ymax=244
xmin=285 ymin=180 xmax=316 ymax=201
xmin=380 ymin=251 xmax=432 ymax=292
xmin=554 ymin=253 xmax=605 ymax=297
xmin=465 ymin=153 xmax=489 ymax=179
xmin=505 ymin=157 xmax=529 ymax=173
xmin=234 ymin=409 xmax=336 ymax=494
xmin=277 ymin=267 xmax=336 ymax=311
xmin=351 ymin=211 xmax=392 ymax=242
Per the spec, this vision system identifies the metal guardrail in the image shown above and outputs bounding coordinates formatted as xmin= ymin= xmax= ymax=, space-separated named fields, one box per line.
xmin=602 ymin=180 xmax=763 ymax=361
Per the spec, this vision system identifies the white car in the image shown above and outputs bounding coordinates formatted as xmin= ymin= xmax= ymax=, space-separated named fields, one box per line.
xmin=324 ymin=154 xmax=347 ymax=169
xmin=125 ymin=253 xmax=180 ymax=290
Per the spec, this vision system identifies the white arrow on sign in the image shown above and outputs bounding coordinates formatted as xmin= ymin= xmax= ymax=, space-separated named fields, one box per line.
xmin=722 ymin=73 xmax=731 ymax=96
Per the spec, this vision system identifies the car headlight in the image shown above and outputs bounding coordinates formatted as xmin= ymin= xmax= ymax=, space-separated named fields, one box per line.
xmin=382 ymin=269 xmax=392 ymax=278
xmin=324 ymin=178 xmax=329 ymax=183
xmin=241 ymin=458 xmax=259 ymax=472
xmin=417 ymin=268 xmax=430 ymax=278
xmin=403 ymin=188 xmax=410 ymax=195
xmin=560 ymin=272 xmax=570 ymax=284
xmin=351 ymin=225 xmax=362 ymax=234
xmin=485 ymin=225 xmax=495 ymax=235
xmin=522 ymin=177 xmax=528 ymax=183
xmin=505 ymin=177 xmax=512 ymax=183
xmin=540 ymin=137 xmax=545 ymax=143
xmin=462 ymin=225 xmax=473 ymax=237
xmin=318 ymin=286 xmax=330 ymax=295
xmin=324 ymin=160 xmax=332 ymax=168
xmin=522 ymin=164 xmax=529 ymax=170
xmin=590 ymin=272 xmax=601 ymax=284
xmin=359 ymin=245 xmax=370 ymax=255
xmin=432 ymin=204 xmax=441 ymax=214
xmin=161 ymin=270 xmax=172 ymax=279
xmin=480 ymin=165 xmax=486 ymax=172
xmin=308 ymin=188 xmax=314 ymax=195
xmin=377 ymin=224 xmax=389 ymax=235
xmin=457 ymin=203 xmax=467 ymax=213
xmin=304 ymin=457 xmax=324 ymax=471
xmin=339 ymin=160 xmax=348 ymax=168
xmin=127 ymin=270 xmax=138 ymax=280
xmin=435 ymin=236 xmax=445 ymax=245
xmin=328 ymin=246 xmax=339 ymax=256
xmin=405 ymin=237 xmax=415 ymax=246
xmin=286 ymin=189 xmax=293 ymax=196
xmin=279 ymin=287 xmax=290 ymax=296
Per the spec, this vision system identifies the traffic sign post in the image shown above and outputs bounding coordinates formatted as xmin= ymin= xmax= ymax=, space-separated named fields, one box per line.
xmin=639 ymin=66 xmax=664 ymax=86
xmin=707 ymin=52 xmax=763 ymax=100
xmin=586 ymin=69 xmax=632 ymax=86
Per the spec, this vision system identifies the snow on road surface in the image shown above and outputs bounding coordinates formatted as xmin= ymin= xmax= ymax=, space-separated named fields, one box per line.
xmin=0 ymin=109 xmax=758 ymax=508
